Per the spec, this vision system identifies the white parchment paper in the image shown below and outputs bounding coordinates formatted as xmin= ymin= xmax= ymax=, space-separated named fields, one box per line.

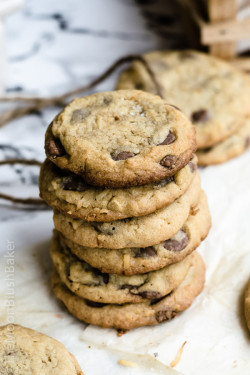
xmin=0 ymin=151 xmax=250 ymax=374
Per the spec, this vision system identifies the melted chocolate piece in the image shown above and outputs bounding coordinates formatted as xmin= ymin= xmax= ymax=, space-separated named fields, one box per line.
xmin=158 ymin=131 xmax=176 ymax=145
xmin=163 ymin=231 xmax=189 ymax=252
xmin=85 ymin=299 xmax=107 ymax=308
xmin=191 ymin=109 xmax=211 ymax=124
xmin=135 ymin=246 xmax=157 ymax=258
xmin=111 ymin=151 xmax=136 ymax=161
xmin=71 ymin=108 xmax=90 ymax=123
xmin=138 ymin=291 xmax=161 ymax=299
xmin=155 ymin=310 xmax=177 ymax=323
xmin=46 ymin=138 xmax=66 ymax=157
xmin=92 ymin=223 xmax=116 ymax=236
xmin=62 ymin=175 xmax=88 ymax=191
xmin=160 ymin=155 xmax=177 ymax=169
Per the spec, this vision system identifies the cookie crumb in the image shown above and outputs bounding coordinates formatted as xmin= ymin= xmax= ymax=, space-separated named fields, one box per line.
xmin=117 ymin=329 xmax=128 ymax=337
xmin=170 ymin=341 xmax=187 ymax=368
xmin=118 ymin=359 xmax=138 ymax=368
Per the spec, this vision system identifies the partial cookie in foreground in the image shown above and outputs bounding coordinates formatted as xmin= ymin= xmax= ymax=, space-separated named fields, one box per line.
xmin=245 ymin=279 xmax=250 ymax=331
xmin=45 ymin=90 xmax=196 ymax=188
xmin=40 ymin=156 xmax=197 ymax=221
xmin=53 ymin=172 xmax=201 ymax=249
xmin=51 ymin=231 xmax=194 ymax=304
xmin=51 ymin=252 xmax=205 ymax=330
xmin=116 ymin=50 xmax=250 ymax=149
xmin=0 ymin=324 xmax=83 ymax=375
xmin=197 ymin=117 xmax=250 ymax=166
xmin=61 ymin=191 xmax=211 ymax=275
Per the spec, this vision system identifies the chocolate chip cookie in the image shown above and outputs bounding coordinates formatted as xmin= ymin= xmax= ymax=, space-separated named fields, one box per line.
xmin=45 ymin=90 xmax=196 ymax=188
xmin=51 ymin=252 xmax=205 ymax=330
xmin=50 ymin=231 xmax=195 ymax=304
xmin=0 ymin=324 xmax=83 ymax=375
xmin=40 ymin=156 xmax=197 ymax=221
xmin=197 ymin=117 xmax=250 ymax=165
xmin=53 ymin=171 xmax=201 ymax=249
xmin=60 ymin=191 xmax=210 ymax=275
xmin=116 ymin=51 xmax=250 ymax=149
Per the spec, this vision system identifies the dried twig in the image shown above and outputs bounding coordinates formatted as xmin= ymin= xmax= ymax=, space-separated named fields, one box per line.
xmin=0 ymin=54 xmax=163 ymax=128
xmin=0 ymin=159 xmax=49 ymax=207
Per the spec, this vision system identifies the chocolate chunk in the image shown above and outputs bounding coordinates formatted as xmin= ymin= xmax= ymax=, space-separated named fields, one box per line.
xmin=92 ymin=223 xmax=116 ymax=236
xmin=103 ymin=96 xmax=112 ymax=105
xmin=155 ymin=310 xmax=177 ymax=323
xmin=160 ymin=155 xmax=177 ymax=169
xmin=245 ymin=136 xmax=250 ymax=149
xmin=46 ymin=138 xmax=66 ymax=158
xmin=135 ymin=246 xmax=157 ymax=258
xmin=111 ymin=151 xmax=136 ymax=161
xmin=71 ymin=108 xmax=90 ymax=123
xmin=101 ymin=273 xmax=109 ymax=284
xmin=85 ymin=299 xmax=106 ymax=308
xmin=138 ymin=291 xmax=161 ymax=299
xmin=188 ymin=161 xmax=197 ymax=173
xmin=163 ymin=231 xmax=189 ymax=252
xmin=158 ymin=131 xmax=176 ymax=145
xmin=154 ymin=175 xmax=175 ymax=188
xmin=191 ymin=109 xmax=211 ymax=124
xmin=61 ymin=175 xmax=88 ymax=191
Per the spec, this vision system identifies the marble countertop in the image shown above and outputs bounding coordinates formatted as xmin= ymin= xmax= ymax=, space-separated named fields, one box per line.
xmin=1 ymin=1 xmax=250 ymax=375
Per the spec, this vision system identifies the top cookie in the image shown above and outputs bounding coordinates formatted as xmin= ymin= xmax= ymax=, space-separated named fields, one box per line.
xmin=116 ymin=51 xmax=250 ymax=149
xmin=0 ymin=324 xmax=83 ymax=375
xmin=45 ymin=90 xmax=196 ymax=188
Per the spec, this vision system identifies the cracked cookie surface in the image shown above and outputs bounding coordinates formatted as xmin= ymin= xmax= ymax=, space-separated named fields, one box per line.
xmin=45 ymin=90 xmax=196 ymax=188
xmin=116 ymin=51 xmax=250 ymax=149
xmin=51 ymin=252 xmax=205 ymax=330
xmin=40 ymin=156 xmax=197 ymax=221
xmin=53 ymin=172 xmax=201 ymax=249
xmin=0 ymin=324 xmax=83 ymax=375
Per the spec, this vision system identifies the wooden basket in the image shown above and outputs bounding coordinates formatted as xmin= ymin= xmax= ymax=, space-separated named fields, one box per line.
xmin=179 ymin=0 xmax=250 ymax=70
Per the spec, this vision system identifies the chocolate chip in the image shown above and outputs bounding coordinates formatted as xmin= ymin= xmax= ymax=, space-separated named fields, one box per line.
xmin=155 ymin=310 xmax=177 ymax=323
xmin=179 ymin=51 xmax=196 ymax=60
xmin=46 ymin=138 xmax=66 ymax=158
xmin=158 ymin=131 xmax=176 ymax=145
xmin=71 ymin=109 xmax=90 ymax=123
xmin=188 ymin=161 xmax=197 ymax=173
xmin=191 ymin=109 xmax=211 ymax=124
xmin=245 ymin=136 xmax=250 ymax=149
xmin=85 ymin=299 xmax=106 ymax=308
xmin=92 ymin=223 xmax=116 ymax=236
xmin=111 ymin=151 xmax=136 ymax=161
xmin=154 ymin=175 xmax=175 ymax=188
xmin=61 ymin=175 xmax=88 ymax=191
xmin=202 ymin=147 xmax=212 ymax=153
xmin=160 ymin=155 xmax=177 ymax=169
xmin=163 ymin=231 xmax=189 ymax=252
xmin=135 ymin=246 xmax=157 ymax=258
xmin=101 ymin=273 xmax=109 ymax=284
xmin=103 ymin=97 xmax=112 ymax=105
xmin=138 ymin=291 xmax=161 ymax=299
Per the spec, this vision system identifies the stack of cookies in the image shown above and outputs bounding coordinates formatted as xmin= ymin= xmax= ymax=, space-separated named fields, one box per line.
xmin=39 ymin=90 xmax=211 ymax=330
xmin=116 ymin=50 xmax=250 ymax=166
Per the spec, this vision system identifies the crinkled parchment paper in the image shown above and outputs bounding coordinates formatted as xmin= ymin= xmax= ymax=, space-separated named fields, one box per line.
xmin=0 ymin=151 xmax=250 ymax=374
